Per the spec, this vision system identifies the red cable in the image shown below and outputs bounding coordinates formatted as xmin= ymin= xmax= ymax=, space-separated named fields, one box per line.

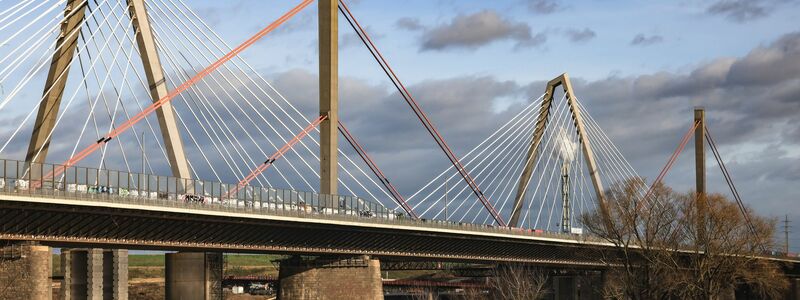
xmin=227 ymin=115 xmax=327 ymax=198
xmin=640 ymin=121 xmax=698 ymax=205
xmin=338 ymin=0 xmax=505 ymax=226
xmin=338 ymin=120 xmax=418 ymax=219
xmin=36 ymin=0 xmax=314 ymax=186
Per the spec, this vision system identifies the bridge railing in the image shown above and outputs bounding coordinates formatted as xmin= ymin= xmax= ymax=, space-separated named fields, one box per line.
xmin=0 ymin=158 xmax=401 ymax=220
xmin=0 ymin=158 xmax=600 ymax=242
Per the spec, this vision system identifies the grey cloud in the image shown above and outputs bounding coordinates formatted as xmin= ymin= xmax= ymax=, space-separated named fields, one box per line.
xmin=395 ymin=17 xmax=425 ymax=31
xmin=516 ymin=32 xmax=800 ymax=220
xmin=565 ymin=28 xmax=596 ymax=43
xmin=630 ymin=34 xmax=664 ymax=46
xmin=420 ymin=10 xmax=545 ymax=51
xmin=707 ymin=0 xmax=769 ymax=22
xmin=527 ymin=0 xmax=561 ymax=14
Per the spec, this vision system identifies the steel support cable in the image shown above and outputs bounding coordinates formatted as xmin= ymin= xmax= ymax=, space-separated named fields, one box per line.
xmin=150 ymin=0 xmax=387 ymax=202
xmin=0 ymin=12 xmax=61 ymax=77
xmin=409 ymin=101 xmax=540 ymax=213
xmin=147 ymin=9 xmax=303 ymax=190
xmin=0 ymin=0 xmax=64 ymax=55
xmin=512 ymin=95 xmax=571 ymax=224
xmin=0 ymin=0 xmax=116 ymax=154
xmin=151 ymin=30 xmax=278 ymax=188
xmin=412 ymin=101 xmax=540 ymax=212
xmin=470 ymin=132 xmax=534 ymax=224
xmin=156 ymin=0 xmax=398 ymax=203
xmin=338 ymin=120 xmax=418 ymax=219
xmin=704 ymin=126 xmax=763 ymax=250
xmin=38 ymin=0 xmax=314 ymax=185
xmin=469 ymin=125 xmax=535 ymax=223
xmin=534 ymin=106 xmax=573 ymax=229
xmin=26 ymin=2 xmax=133 ymax=166
xmin=640 ymin=121 xmax=699 ymax=206
xmin=421 ymin=107 xmax=538 ymax=217
xmin=84 ymin=0 xmax=173 ymax=175
xmin=484 ymin=105 xmax=570 ymax=222
xmin=576 ymin=100 xmax=644 ymax=190
xmin=472 ymin=97 xmax=571 ymax=225
xmin=229 ymin=115 xmax=327 ymax=197
xmin=456 ymin=115 xmax=539 ymax=222
xmin=171 ymin=0 xmax=548 ymax=209
xmin=176 ymin=0 xmax=510 ymax=210
xmin=418 ymin=107 xmax=538 ymax=219
xmin=152 ymin=35 xmax=272 ymax=188
xmin=338 ymin=0 xmax=505 ymax=226
xmin=478 ymin=136 xmax=536 ymax=224
xmin=144 ymin=6 xmax=298 ymax=188
xmin=0 ymin=0 xmax=95 ymax=111
xmin=82 ymin=9 xmax=142 ymax=174
xmin=546 ymin=129 xmax=582 ymax=231
xmin=82 ymin=0 xmax=174 ymax=177
xmin=74 ymin=18 xmax=141 ymax=176
xmin=0 ymin=0 xmax=59 ymax=32
xmin=433 ymin=113 xmax=534 ymax=221
xmin=0 ymin=0 xmax=36 ymax=22
xmin=520 ymin=98 xmax=574 ymax=227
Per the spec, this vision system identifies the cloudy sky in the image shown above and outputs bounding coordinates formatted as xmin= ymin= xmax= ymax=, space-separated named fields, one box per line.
xmin=177 ymin=0 xmax=800 ymax=249
xmin=0 ymin=0 xmax=798 ymax=250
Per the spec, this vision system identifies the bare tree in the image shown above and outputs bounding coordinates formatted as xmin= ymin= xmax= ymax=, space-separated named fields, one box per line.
xmin=488 ymin=264 xmax=549 ymax=300
xmin=582 ymin=178 xmax=789 ymax=299
xmin=670 ymin=192 xmax=788 ymax=299
xmin=581 ymin=178 xmax=683 ymax=300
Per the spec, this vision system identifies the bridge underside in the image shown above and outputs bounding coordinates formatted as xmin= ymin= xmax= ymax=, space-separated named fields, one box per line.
xmin=0 ymin=198 xmax=612 ymax=267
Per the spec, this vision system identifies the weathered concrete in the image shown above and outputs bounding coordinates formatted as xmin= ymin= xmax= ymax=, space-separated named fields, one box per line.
xmin=165 ymin=252 xmax=223 ymax=300
xmin=278 ymin=255 xmax=383 ymax=300
xmin=60 ymin=248 xmax=127 ymax=300
xmin=0 ymin=242 xmax=51 ymax=300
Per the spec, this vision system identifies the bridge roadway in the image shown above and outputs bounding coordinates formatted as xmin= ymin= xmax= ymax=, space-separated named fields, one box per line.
xmin=0 ymin=189 xmax=613 ymax=267
xmin=0 ymin=158 xmax=797 ymax=269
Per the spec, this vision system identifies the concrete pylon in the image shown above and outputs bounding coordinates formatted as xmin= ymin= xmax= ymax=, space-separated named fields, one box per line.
xmin=60 ymin=248 xmax=128 ymax=300
xmin=509 ymin=73 xmax=607 ymax=227
xmin=319 ymin=0 xmax=339 ymax=198
xmin=165 ymin=252 xmax=223 ymax=300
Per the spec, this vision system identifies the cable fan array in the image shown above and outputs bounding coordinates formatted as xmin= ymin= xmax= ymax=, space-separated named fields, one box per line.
xmin=0 ymin=0 xmax=404 ymax=213
xmin=404 ymin=93 xmax=644 ymax=231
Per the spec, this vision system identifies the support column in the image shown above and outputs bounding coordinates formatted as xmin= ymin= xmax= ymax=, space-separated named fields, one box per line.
xmin=695 ymin=107 xmax=707 ymax=240
xmin=319 ymin=0 xmax=339 ymax=196
xmin=61 ymin=248 xmax=127 ymax=300
xmin=278 ymin=256 xmax=383 ymax=300
xmin=0 ymin=242 xmax=52 ymax=300
xmin=127 ymin=0 xmax=191 ymax=180
xmin=165 ymin=252 xmax=223 ymax=300
xmin=26 ymin=0 xmax=87 ymax=164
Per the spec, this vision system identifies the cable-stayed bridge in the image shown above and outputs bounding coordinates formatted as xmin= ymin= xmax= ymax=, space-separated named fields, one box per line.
xmin=0 ymin=0 xmax=797 ymax=299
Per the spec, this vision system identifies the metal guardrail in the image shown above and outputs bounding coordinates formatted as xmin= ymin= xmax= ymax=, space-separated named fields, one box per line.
xmin=0 ymin=158 xmax=401 ymax=220
xmin=0 ymin=158 xmax=621 ymax=244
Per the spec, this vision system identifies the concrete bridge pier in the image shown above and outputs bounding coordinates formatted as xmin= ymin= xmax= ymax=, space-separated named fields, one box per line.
xmin=165 ymin=252 xmax=223 ymax=300
xmin=60 ymin=248 xmax=128 ymax=300
xmin=0 ymin=242 xmax=52 ymax=300
xmin=278 ymin=255 xmax=383 ymax=300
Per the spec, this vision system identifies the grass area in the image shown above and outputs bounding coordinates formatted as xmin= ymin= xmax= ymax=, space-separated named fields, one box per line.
xmin=224 ymin=254 xmax=282 ymax=267
xmin=50 ymin=253 xmax=285 ymax=279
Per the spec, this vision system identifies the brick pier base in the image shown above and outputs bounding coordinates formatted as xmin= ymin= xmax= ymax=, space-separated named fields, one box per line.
xmin=278 ymin=255 xmax=383 ymax=300
xmin=60 ymin=248 xmax=128 ymax=300
xmin=0 ymin=242 xmax=52 ymax=300
xmin=165 ymin=252 xmax=223 ymax=300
